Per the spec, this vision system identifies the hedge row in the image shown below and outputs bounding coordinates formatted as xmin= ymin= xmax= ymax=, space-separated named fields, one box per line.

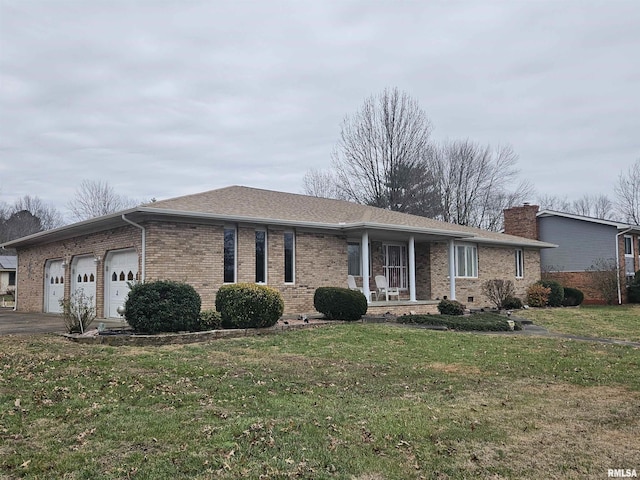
xmin=397 ymin=312 xmax=522 ymax=331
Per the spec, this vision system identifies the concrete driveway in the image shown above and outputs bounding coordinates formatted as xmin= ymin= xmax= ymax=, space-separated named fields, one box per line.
xmin=0 ymin=308 xmax=126 ymax=335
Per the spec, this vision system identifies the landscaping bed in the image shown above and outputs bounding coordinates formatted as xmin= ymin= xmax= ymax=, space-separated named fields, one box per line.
xmin=397 ymin=311 xmax=522 ymax=331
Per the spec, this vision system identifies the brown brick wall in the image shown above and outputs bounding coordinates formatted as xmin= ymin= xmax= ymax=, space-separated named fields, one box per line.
xmin=15 ymin=218 xmax=546 ymax=316
xmin=503 ymin=204 xmax=540 ymax=240
xmin=430 ymin=242 xmax=541 ymax=308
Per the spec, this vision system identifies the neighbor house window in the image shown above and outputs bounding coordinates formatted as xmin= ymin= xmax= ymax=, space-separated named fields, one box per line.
xmin=455 ymin=243 xmax=478 ymax=278
xmin=255 ymin=230 xmax=267 ymax=283
xmin=284 ymin=231 xmax=295 ymax=283
xmin=8 ymin=271 xmax=16 ymax=286
xmin=224 ymin=227 xmax=236 ymax=283
xmin=515 ymin=249 xmax=524 ymax=278
xmin=624 ymin=236 xmax=633 ymax=256
xmin=348 ymin=242 xmax=361 ymax=276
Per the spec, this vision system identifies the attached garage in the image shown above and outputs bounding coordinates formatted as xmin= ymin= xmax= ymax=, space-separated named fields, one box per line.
xmin=45 ymin=259 xmax=64 ymax=313
xmin=105 ymin=249 xmax=139 ymax=318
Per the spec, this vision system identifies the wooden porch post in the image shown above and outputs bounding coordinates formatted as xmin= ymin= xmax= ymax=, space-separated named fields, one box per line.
xmin=362 ymin=231 xmax=371 ymax=303
xmin=408 ymin=235 xmax=416 ymax=302
xmin=448 ymin=239 xmax=456 ymax=300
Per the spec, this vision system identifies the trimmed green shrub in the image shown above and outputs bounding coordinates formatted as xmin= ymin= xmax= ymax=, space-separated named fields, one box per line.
xmin=628 ymin=270 xmax=640 ymax=303
xmin=437 ymin=299 xmax=465 ymax=316
xmin=198 ymin=309 xmax=223 ymax=330
xmin=215 ymin=283 xmax=284 ymax=329
xmin=398 ymin=312 xmax=522 ymax=331
xmin=537 ymin=280 xmax=564 ymax=307
xmin=502 ymin=296 xmax=524 ymax=310
xmin=125 ymin=280 xmax=202 ymax=333
xmin=526 ymin=283 xmax=550 ymax=307
xmin=313 ymin=287 xmax=367 ymax=321
xmin=562 ymin=287 xmax=584 ymax=307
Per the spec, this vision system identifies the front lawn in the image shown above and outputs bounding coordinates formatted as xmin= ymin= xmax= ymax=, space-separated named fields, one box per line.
xmin=1 ymin=324 xmax=638 ymax=479
xmin=518 ymin=304 xmax=640 ymax=342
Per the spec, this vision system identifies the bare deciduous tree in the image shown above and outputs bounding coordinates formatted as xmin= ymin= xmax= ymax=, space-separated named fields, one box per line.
xmin=571 ymin=194 xmax=615 ymax=220
xmin=431 ymin=140 xmax=532 ymax=231
xmin=12 ymin=195 xmax=64 ymax=230
xmin=537 ymin=194 xmax=572 ymax=212
xmin=302 ymin=169 xmax=344 ymax=199
xmin=331 ymin=87 xmax=440 ymax=217
xmin=67 ymin=180 xmax=138 ymax=221
xmin=614 ymin=159 xmax=640 ymax=225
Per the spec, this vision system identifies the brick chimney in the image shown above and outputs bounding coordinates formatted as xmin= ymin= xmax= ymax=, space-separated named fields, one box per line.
xmin=503 ymin=203 xmax=539 ymax=240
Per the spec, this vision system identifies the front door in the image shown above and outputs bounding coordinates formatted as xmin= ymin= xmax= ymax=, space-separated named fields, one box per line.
xmin=383 ymin=244 xmax=407 ymax=289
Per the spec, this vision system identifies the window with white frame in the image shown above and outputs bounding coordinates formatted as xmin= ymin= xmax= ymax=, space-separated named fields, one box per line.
xmin=347 ymin=242 xmax=361 ymax=276
xmin=255 ymin=230 xmax=267 ymax=283
xmin=624 ymin=235 xmax=633 ymax=256
xmin=284 ymin=231 xmax=295 ymax=283
xmin=223 ymin=227 xmax=236 ymax=283
xmin=515 ymin=249 xmax=524 ymax=278
xmin=455 ymin=243 xmax=478 ymax=278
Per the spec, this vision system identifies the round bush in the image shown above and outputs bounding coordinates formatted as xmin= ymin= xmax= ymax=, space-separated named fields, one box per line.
xmin=502 ymin=296 xmax=524 ymax=310
xmin=215 ymin=283 xmax=284 ymax=329
xmin=562 ymin=287 xmax=584 ymax=306
xmin=527 ymin=283 xmax=550 ymax=307
xmin=437 ymin=299 xmax=465 ymax=316
xmin=198 ymin=309 xmax=222 ymax=330
xmin=124 ymin=280 xmax=202 ymax=333
xmin=537 ymin=280 xmax=564 ymax=307
xmin=313 ymin=287 xmax=367 ymax=321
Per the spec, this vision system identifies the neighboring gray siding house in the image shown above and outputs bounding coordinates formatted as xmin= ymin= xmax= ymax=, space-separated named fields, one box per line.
xmin=504 ymin=204 xmax=640 ymax=304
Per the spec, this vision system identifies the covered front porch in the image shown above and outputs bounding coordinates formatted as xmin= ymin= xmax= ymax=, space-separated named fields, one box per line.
xmin=345 ymin=226 xmax=474 ymax=308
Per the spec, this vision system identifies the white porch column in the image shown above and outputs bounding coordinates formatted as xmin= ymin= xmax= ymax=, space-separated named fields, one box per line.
xmin=361 ymin=231 xmax=371 ymax=303
xmin=408 ymin=235 xmax=417 ymax=302
xmin=448 ymin=239 xmax=456 ymax=300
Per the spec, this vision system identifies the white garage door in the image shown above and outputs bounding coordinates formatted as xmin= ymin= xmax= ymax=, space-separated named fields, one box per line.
xmin=71 ymin=256 xmax=97 ymax=309
xmin=106 ymin=249 xmax=139 ymax=318
xmin=45 ymin=259 xmax=64 ymax=313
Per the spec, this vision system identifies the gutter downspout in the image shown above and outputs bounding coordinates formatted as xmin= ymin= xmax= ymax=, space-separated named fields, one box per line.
xmin=121 ymin=214 xmax=146 ymax=282
xmin=615 ymin=228 xmax=633 ymax=305
xmin=13 ymin=254 xmax=17 ymax=311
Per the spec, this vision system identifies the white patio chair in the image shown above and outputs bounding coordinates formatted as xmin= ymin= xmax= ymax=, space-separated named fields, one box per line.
xmin=375 ymin=275 xmax=400 ymax=301
xmin=347 ymin=275 xmax=361 ymax=292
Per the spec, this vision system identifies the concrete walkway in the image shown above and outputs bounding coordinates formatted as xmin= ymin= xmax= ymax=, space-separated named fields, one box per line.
xmin=0 ymin=308 xmax=126 ymax=335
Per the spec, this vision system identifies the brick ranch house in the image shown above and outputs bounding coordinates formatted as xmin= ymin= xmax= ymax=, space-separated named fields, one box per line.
xmin=2 ymin=186 xmax=554 ymax=318
xmin=504 ymin=204 xmax=640 ymax=304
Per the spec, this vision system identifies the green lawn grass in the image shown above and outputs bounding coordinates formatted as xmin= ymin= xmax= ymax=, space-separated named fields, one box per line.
xmin=518 ymin=304 xmax=640 ymax=342
xmin=1 ymin=323 xmax=639 ymax=479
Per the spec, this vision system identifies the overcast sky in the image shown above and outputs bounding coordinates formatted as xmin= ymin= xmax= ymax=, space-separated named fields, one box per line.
xmin=1 ymin=0 xmax=639 ymax=221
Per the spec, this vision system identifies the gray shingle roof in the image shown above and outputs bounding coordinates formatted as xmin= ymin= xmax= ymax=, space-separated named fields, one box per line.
xmin=144 ymin=186 xmax=553 ymax=248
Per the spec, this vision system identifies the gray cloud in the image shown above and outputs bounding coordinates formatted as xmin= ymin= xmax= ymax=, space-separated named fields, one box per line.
xmin=1 ymin=0 xmax=639 ymax=219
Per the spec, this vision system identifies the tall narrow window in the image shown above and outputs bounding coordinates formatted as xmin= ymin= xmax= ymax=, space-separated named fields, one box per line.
xmin=347 ymin=242 xmax=361 ymax=276
xmin=255 ymin=230 xmax=267 ymax=283
xmin=515 ymin=249 xmax=524 ymax=278
xmin=284 ymin=231 xmax=295 ymax=283
xmin=455 ymin=243 xmax=478 ymax=278
xmin=224 ymin=227 xmax=236 ymax=283
xmin=624 ymin=236 xmax=633 ymax=256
